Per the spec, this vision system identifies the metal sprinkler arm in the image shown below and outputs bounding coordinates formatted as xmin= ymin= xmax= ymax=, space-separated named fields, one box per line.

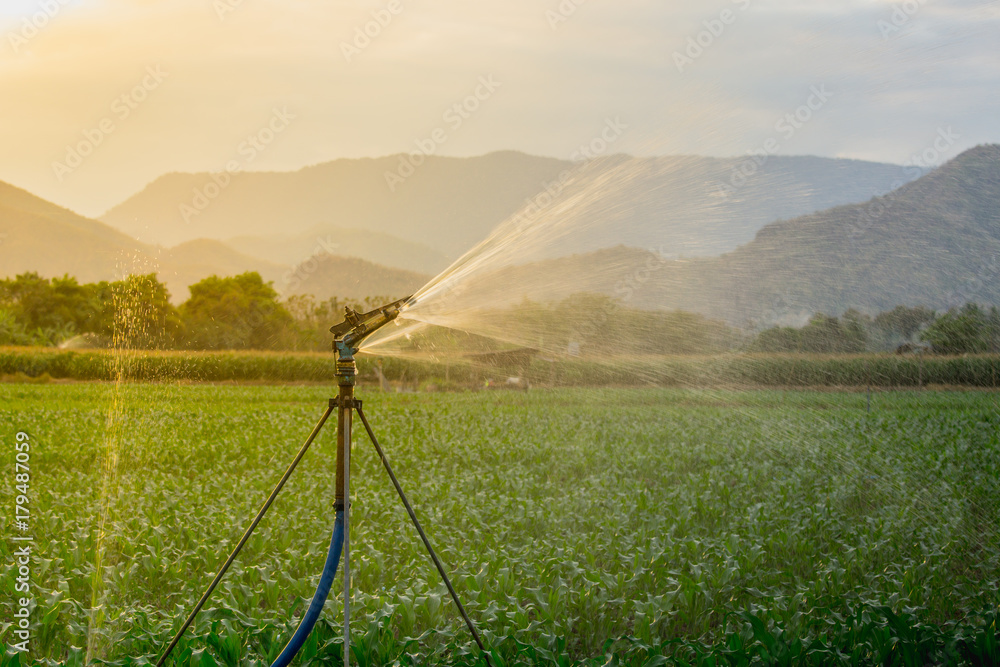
xmin=330 ymin=296 xmax=412 ymax=356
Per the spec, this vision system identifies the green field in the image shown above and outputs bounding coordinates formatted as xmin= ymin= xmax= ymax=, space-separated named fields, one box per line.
xmin=1 ymin=384 xmax=999 ymax=665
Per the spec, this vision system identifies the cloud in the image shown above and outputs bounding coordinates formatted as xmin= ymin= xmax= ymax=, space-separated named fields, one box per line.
xmin=0 ymin=0 xmax=996 ymax=216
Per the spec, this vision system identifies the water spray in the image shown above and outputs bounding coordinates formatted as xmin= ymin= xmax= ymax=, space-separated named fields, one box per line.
xmin=155 ymin=296 xmax=493 ymax=667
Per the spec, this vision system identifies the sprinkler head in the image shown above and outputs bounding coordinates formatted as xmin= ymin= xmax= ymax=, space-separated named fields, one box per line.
xmin=331 ymin=296 xmax=413 ymax=357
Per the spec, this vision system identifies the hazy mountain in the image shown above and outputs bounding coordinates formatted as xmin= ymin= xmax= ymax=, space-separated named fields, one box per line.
xmin=101 ymin=151 xmax=917 ymax=262
xmin=102 ymin=151 xmax=571 ymax=257
xmin=157 ymin=240 xmax=287 ymax=301
xmin=227 ymin=226 xmax=450 ymax=275
xmin=0 ymin=181 xmax=421 ymax=303
xmin=445 ymin=145 xmax=1000 ymax=326
xmin=691 ymin=143 xmax=1000 ymax=324
xmin=508 ymin=152 xmax=924 ymax=260
xmin=12 ymin=141 xmax=988 ymax=321
xmin=0 ymin=180 xmax=155 ymax=284
xmin=286 ymin=254 xmax=429 ymax=302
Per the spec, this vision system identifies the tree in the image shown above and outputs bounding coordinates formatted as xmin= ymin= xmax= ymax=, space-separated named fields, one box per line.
xmin=990 ymin=306 xmax=1000 ymax=353
xmin=870 ymin=305 xmax=936 ymax=349
xmin=749 ymin=312 xmax=868 ymax=353
xmin=749 ymin=326 xmax=802 ymax=352
xmin=180 ymin=272 xmax=293 ymax=350
xmin=920 ymin=303 xmax=997 ymax=354
xmin=0 ymin=308 xmax=49 ymax=346
xmin=282 ymin=294 xmax=353 ymax=351
xmin=873 ymin=305 xmax=936 ymax=340
xmin=797 ymin=314 xmax=867 ymax=353
xmin=0 ymin=272 xmax=100 ymax=345
xmin=840 ymin=309 xmax=870 ymax=353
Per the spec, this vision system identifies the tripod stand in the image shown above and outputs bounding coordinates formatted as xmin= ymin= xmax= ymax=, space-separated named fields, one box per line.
xmin=156 ymin=299 xmax=492 ymax=667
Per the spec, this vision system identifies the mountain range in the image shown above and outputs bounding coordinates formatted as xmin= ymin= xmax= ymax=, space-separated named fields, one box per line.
xmin=101 ymin=151 xmax=917 ymax=261
xmin=447 ymin=145 xmax=1000 ymax=326
xmin=2 ymin=146 xmax=996 ymax=323
xmin=0 ymin=181 xmax=426 ymax=301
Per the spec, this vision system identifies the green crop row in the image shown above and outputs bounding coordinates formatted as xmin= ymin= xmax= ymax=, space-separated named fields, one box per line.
xmin=0 ymin=348 xmax=467 ymax=385
xmin=4 ymin=604 xmax=996 ymax=666
xmin=2 ymin=347 xmax=999 ymax=387
xmin=543 ymin=353 xmax=1000 ymax=387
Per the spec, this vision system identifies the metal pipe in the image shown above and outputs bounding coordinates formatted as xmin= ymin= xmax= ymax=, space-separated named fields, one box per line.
xmin=343 ymin=401 xmax=352 ymax=667
xmin=335 ymin=358 xmax=356 ymax=667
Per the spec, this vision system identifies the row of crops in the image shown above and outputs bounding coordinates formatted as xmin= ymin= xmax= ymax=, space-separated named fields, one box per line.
xmin=0 ymin=385 xmax=998 ymax=665
xmin=1 ymin=347 xmax=1000 ymax=387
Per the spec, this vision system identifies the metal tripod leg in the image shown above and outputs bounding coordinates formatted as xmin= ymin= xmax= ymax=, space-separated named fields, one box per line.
xmin=334 ymin=390 xmax=356 ymax=667
xmin=155 ymin=406 xmax=335 ymax=666
xmin=356 ymin=406 xmax=494 ymax=667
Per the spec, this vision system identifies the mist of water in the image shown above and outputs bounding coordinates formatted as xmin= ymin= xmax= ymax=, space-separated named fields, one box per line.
xmin=361 ymin=155 xmax=726 ymax=360
xmin=87 ymin=260 xmax=170 ymax=661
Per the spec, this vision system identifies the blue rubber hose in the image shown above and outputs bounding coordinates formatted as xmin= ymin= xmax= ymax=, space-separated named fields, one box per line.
xmin=270 ymin=511 xmax=345 ymax=667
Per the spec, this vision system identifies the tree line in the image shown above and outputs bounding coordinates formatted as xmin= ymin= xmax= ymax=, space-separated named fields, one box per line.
xmin=1 ymin=271 xmax=998 ymax=354
xmin=0 ymin=271 xmax=383 ymax=351
xmin=748 ymin=304 xmax=1000 ymax=355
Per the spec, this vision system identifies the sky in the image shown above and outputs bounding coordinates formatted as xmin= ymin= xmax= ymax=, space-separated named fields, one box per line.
xmin=0 ymin=0 xmax=998 ymax=217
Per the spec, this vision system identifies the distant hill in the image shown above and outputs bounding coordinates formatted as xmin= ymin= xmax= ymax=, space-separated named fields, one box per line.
xmin=101 ymin=151 xmax=917 ymax=262
xmin=437 ymin=145 xmax=1000 ymax=327
xmin=691 ymin=143 xmax=1000 ymax=323
xmin=286 ymin=254 xmax=429 ymax=302
xmin=226 ymin=226 xmax=450 ymax=275
xmin=157 ymin=239 xmax=287 ymax=300
xmin=14 ymin=142 xmax=994 ymax=324
xmin=0 ymin=180 xmax=155 ymax=284
xmin=0 ymin=181 xmax=423 ymax=303
xmin=102 ymin=151 xmax=571 ymax=258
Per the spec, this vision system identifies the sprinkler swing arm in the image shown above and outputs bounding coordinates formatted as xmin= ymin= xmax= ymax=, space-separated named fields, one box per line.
xmin=155 ymin=296 xmax=494 ymax=667
xmin=330 ymin=295 xmax=411 ymax=354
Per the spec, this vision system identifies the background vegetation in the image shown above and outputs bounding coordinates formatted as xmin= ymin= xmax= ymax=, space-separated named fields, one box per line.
xmin=2 ymin=272 xmax=999 ymax=356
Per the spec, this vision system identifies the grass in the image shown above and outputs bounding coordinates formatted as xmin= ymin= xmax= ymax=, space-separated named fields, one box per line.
xmin=0 ymin=384 xmax=998 ymax=665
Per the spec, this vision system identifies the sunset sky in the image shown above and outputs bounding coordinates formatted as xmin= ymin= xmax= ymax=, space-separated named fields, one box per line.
xmin=1 ymin=0 xmax=998 ymax=217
